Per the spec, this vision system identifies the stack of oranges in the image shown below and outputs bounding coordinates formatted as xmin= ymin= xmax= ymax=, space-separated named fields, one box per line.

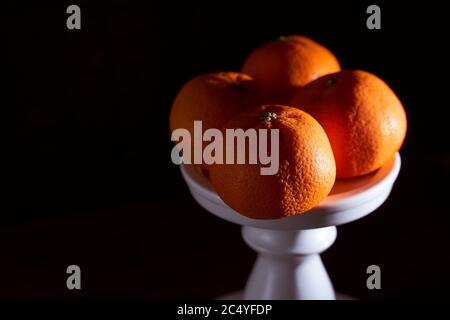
xmin=169 ymin=35 xmax=407 ymax=219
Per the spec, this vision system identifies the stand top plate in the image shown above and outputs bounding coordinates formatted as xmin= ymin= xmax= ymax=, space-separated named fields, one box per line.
xmin=181 ymin=153 xmax=401 ymax=230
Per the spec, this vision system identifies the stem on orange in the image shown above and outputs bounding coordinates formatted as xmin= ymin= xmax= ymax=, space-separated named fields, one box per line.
xmin=260 ymin=112 xmax=277 ymax=122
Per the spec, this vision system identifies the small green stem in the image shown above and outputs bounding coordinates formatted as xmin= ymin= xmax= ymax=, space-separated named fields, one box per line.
xmin=260 ymin=112 xmax=277 ymax=122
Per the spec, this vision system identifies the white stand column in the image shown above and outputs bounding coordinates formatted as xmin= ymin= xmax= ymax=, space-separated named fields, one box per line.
xmin=242 ymin=226 xmax=337 ymax=300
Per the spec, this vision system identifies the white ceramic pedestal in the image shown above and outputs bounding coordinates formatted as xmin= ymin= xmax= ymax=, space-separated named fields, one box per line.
xmin=180 ymin=153 xmax=401 ymax=300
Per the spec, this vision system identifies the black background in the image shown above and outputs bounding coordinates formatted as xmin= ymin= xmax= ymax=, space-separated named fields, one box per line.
xmin=0 ymin=1 xmax=449 ymax=299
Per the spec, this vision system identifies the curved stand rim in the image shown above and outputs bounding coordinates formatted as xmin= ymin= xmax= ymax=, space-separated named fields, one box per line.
xmin=181 ymin=153 xmax=401 ymax=230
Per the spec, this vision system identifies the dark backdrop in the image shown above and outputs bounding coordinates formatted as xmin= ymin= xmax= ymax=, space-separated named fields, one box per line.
xmin=0 ymin=1 xmax=449 ymax=299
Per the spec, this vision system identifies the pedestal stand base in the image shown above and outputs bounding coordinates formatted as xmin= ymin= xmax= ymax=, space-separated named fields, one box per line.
xmin=218 ymin=291 xmax=355 ymax=300
xmin=181 ymin=154 xmax=401 ymax=300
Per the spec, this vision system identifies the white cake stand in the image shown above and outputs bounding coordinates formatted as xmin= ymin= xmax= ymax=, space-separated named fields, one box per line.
xmin=180 ymin=153 xmax=401 ymax=300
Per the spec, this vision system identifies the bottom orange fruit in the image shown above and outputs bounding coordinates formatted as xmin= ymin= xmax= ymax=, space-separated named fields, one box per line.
xmin=209 ymin=105 xmax=336 ymax=219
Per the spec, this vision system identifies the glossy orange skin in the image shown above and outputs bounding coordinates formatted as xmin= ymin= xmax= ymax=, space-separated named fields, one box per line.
xmin=209 ymin=105 xmax=336 ymax=219
xmin=242 ymin=35 xmax=341 ymax=104
xmin=290 ymin=70 xmax=407 ymax=178
xmin=169 ymin=72 xmax=262 ymax=168
xmin=170 ymin=72 xmax=261 ymax=133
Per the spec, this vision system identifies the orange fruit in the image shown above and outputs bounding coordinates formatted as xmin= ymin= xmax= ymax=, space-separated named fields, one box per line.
xmin=169 ymin=72 xmax=262 ymax=168
xmin=290 ymin=70 xmax=407 ymax=178
xmin=241 ymin=35 xmax=340 ymax=104
xmin=209 ymin=105 xmax=336 ymax=219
